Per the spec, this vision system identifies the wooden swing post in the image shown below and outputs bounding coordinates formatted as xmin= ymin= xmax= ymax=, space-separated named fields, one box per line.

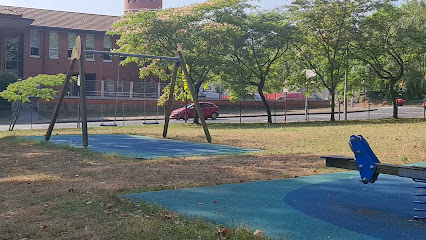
xmin=45 ymin=36 xmax=89 ymax=147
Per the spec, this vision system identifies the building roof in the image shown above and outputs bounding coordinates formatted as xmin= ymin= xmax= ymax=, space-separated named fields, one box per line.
xmin=0 ymin=6 xmax=21 ymax=16
xmin=0 ymin=5 xmax=121 ymax=32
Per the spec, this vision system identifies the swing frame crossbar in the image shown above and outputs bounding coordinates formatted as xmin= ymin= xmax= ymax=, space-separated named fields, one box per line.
xmin=45 ymin=36 xmax=212 ymax=148
xmin=83 ymin=50 xmax=181 ymax=62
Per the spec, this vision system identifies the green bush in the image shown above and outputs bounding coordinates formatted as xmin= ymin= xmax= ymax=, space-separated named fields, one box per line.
xmin=0 ymin=72 xmax=18 ymax=106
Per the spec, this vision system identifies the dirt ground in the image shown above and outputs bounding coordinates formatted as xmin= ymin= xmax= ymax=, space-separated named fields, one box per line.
xmin=0 ymin=137 xmax=324 ymax=239
xmin=1 ymin=119 xmax=425 ymax=239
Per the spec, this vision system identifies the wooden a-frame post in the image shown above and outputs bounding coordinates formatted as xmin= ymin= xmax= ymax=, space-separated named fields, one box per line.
xmin=45 ymin=36 xmax=89 ymax=147
xmin=163 ymin=44 xmax=212 ymax=143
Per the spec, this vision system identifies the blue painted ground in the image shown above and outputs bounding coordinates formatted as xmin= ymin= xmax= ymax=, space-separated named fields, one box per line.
xmin=26 ymin=134 xmax=260 ymax=159
xmin=124 ymin=170 xmax=426 ymax=240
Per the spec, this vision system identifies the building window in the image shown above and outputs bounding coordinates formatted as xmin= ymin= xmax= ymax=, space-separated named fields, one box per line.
xmin=86 ymin=34 xmax=95 ymax=61
xmin=30 ymin=30 xmax=40 ymax=57
xmin=106 ymin=79 xmax=114 ymax=95
xmin=150 ymin=0 xmax=154 ymax=2
xmin=68 ymin=32 xmax=77 ymax=59
xmin=49 ymin=32 xmax=59 ymax=59
xmin=103 ymin=35 xmax=112 ymax=62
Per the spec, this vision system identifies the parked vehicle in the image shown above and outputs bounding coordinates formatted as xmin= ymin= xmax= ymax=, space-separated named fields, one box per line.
xmin=171 ymin=102 xmax=219 ymax=120
xmin=396 ymin=98 xmax=406 ymax=106
xmin=421 ymin=102 xmax=426 ymax=107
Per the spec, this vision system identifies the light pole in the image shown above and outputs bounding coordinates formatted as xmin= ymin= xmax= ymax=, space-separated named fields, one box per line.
xmin=344 ymin=48 xmax=348 ymax=120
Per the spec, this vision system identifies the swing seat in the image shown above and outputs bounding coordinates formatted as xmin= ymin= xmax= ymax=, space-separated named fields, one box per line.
xmin=100 ymin=122 xmax=117 ymax=127
xmin=143 ymin=122 xmax=159 ymax=125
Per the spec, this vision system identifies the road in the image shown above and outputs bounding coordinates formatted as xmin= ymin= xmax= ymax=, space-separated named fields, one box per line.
xmin=1 ymin=106 xmax=425 ymax=131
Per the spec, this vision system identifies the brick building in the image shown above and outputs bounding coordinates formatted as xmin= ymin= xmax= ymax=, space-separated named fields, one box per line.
xmin=0 ymin=1 xmax=164 ymax=99
xmin=125 ymin=0 xmax=163 ymax=12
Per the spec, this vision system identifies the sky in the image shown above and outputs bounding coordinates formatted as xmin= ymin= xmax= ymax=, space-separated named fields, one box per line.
xmin=0 ymin=0 xmax=404 ymax=16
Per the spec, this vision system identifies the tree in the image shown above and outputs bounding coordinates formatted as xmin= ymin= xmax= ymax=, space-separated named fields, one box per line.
xmin=399 ymin=0 xmax=426 ymax=100
xmin=288 ymin=0 xmax=381 ymax=121
xmin=111 ymin=0 xmax=249 ymax=123
xmin=220 ymin=10 xmax=294 ymax=124
xmin=353 ymin=2 xmax=422 ymax=118
xmin=0 ymin=74 xmax=72 ymax=103
xmin=0 ymin=72 xmax=18 ymax=106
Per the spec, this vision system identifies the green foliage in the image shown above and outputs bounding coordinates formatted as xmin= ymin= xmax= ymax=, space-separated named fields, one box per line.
xmin=352 ymin=2 xmax=423 ymax=117
xmin=287 ymin=0 xmax=379 ymax=121
xmin=0 ymin=72 xmax=18 ymax=106
xmin=0 ymin=74 xmax=74 ymax=103
xmin=0 ymin=72 xmax=18 ymax=91
xmin=111 ymin=0 xmax=250 ymax=103
xmin=218 ymin=9 xmax=293 ymax=123
xmin=157 ymin=67 xmax=192 ymax=106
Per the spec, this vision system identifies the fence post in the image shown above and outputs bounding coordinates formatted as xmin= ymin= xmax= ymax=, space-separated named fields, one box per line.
xmin=130 ymin=81 xmax=133 ymax=98
xmin=101 ymin=80 xmax=105 ymax=97
xmin=30 ymin=102 xmax=33 ymax=130
xmin=122 ymin=103 xmax=125 ymax=126
xmin=239 ymin=101 xmax=242 ymax=125
xmin=368 ymin=101 xmax=371 ymax=120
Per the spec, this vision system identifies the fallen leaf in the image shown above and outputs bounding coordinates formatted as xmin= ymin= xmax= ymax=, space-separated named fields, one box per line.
xmin=42 ymin=225 xmax=48 ymax=229
xmin=254 ymin=229 xmax=263 ymax=237
xmin=218 ymin=227 xmax=228 ymax=236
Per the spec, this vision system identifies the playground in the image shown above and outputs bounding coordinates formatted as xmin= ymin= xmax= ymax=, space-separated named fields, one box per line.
xmin=1 ymin=34 xmax=425 ymax=239
xmin=1 ymin=119 xmax=425 ymax=239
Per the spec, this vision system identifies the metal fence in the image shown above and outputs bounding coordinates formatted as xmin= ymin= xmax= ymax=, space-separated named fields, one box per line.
xmin=66 ymin=79 xmax=169 ymax=99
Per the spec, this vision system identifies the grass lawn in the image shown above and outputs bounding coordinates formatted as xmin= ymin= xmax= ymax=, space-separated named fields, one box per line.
xmin=0 ymin=118 xmax=425 ymax=239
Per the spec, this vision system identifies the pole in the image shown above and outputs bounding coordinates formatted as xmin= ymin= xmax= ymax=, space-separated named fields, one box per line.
xmin=163 ymin=60 xmax=179 ymax=139
xmin=344 ymin=48 xmax=348 ymax=120
xmin=122 ymin=103 xmax=125 ymax=126
xmin=77 ymin=103 xmax=80 ymax=128
xmin=185 ymin=97 xmax=188 ymax=123
xmin=176 ymin=44 xmax=212 ymax=143
xmin=45 ymin=59 xmax=77 ymax=141
xmin=285 ymin=94 xmax=287 ymax=122
xmin=274 ymin=100 xmax=276 ymax=123
xmin=368 ymin=101 xmax=371 ymax=120
xmin=305 ymin=94 xmax=308 ymax=120
xmin=30 ymin=102 xmax=32 ymax=130
xmin=338 ymin=101 xmax=341 ymax=121
xmin=239 ymin=101 xmax=242 ymax=125
xmin=79 ymin=60 xmax=88 ymax=147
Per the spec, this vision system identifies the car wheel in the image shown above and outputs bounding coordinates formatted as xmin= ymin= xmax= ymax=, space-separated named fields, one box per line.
xmin=211 ymin=112 xmax=218 ymax=120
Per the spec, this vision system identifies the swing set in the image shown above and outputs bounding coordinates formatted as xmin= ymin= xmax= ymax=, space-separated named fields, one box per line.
xmin=45 ymin=36 xmax=212 ymax=147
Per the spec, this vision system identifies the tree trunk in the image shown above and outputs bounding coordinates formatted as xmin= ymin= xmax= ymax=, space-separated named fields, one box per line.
xmin=389 ymin=79 xmax=398 ymax=119
xmin=193 ymin=82 xmax=201 ymax=124
xmin=258 ymin=85 xmax=272 ymax=124
xmin=330 ymin=88 xmax=336 ymax=122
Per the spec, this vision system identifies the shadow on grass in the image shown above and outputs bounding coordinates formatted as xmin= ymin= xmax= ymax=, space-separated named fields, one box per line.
xmin=1 ymin=135 xmax=138 ymax=162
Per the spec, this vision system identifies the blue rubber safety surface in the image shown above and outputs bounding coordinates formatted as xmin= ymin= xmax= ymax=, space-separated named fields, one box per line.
xmin=26 ymin=134 xmax=260 ymax=159
xmin=124 ymin=170 xmax=426 ymax=240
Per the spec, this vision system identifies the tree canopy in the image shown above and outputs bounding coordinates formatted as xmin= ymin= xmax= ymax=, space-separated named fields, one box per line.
xmin=0 ymin=74 xmax=73 ymax=103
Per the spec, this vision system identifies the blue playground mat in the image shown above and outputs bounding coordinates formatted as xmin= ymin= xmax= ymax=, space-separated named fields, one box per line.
xmin=25 ymin=134 xmax=260 ymax=159
xmin=124 ymin=170 xmax=426 ymax=239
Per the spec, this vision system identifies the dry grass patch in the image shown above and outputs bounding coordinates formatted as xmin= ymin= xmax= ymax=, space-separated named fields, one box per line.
xmin=0 ymin=119 xmax=425 ymax=239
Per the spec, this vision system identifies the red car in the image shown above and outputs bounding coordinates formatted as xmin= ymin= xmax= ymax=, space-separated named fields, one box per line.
xmin=396 ymin=98 xmax=406 ymax=106
xmin=171 ymin=102 xmax=219 ymax=120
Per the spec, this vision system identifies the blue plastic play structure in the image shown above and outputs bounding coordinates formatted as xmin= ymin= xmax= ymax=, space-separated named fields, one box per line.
xmin=325 ymin=135 xmax=426 ymax=221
